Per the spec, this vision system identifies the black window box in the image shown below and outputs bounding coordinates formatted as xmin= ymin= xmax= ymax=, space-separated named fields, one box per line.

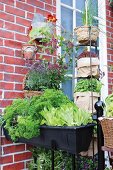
xmin=3 ymin=123 xmax=95 ymax=154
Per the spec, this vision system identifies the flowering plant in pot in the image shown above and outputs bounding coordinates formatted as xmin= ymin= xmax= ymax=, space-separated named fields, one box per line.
xmin=23 ymin=60 xmax=68 ymax=97
xmin=74 ymin=0 xmax=99 ymax=45
xmin=28 ymin=13 xmax=56 ymax=43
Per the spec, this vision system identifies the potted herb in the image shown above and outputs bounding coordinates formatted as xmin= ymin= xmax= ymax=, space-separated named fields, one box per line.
xmin=74 ymin=78 xmax=102 ymax=113
xmin=2 ymin=89 xmax=95 ymax=154
xmin=23 ymin=60 xmax=68 ymax=97
xmin=77 ymin=50 xmax=100 ymax=77
xmin=74 ymin=0 xmax=99 ymax=44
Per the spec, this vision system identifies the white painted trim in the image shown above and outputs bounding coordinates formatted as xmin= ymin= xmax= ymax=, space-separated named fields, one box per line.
xmin=98 ymin=0 xmax=108 ymax=100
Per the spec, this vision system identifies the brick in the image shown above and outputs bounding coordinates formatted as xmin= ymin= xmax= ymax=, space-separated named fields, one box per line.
xmin=14 ymin=152 xmax=32 ymax=162
xmin=0 ymin=56 xmax=3 ymax=62
xmin=0 ymin=73 xmax=3 ymax=80
xmin=4 ymin=74 xmax=24 ymax=82
xmin=4 ymin=40 xmax=22 ymax=49
xmin=4 ymin=56 xmax=25 ymax=66
xmin=1 ymin=155 xmax=13 ymax=164
xmin=0 ymin=0 xmax=14 ymax=6
xmin=3 ymin=144 xmax=25 ymax=154
xmin=4 ymin=91 xmax=24 ymax=99
xmin=0 ymin=20 xmax=4 ymax=28
xmin=1 ymin=137 xmax=13 ymax=145
xmin=0 ymin=64 xmax=14 ymax=73
xmin=0 ymin=3 xmax=4 ymax=10
xmin=45 ymin=4 xmax=56 ymax=13
xmin=15 ymin=49 xmax=22 ymax=57
xmin=15 ymin=84 xmax=23 ymax=91
xmin=5 ymin=22 xmax=25 ymax=34
xmin=16 ymin=17 xmax=31 ymax=27
xmin=0 ymin=100 xmax=12 ymax=107
xmin=3 ymin=162 xmax=24 ymax=170
xmin=0 ymin=47 xmax=14 ymax=56
xmin=16 ymin=1 xmax=34 ymax=13
xmin=5 ymin=6 xmax=25 ymax=18
xmin=0 ymin=29 xmax=14 ymax=39
xmin=15 ymin=33 xmax=29 ymax=43
xmin=0 ymin=12 xmax=14 ymax=22
xmin=27 ymin=12 xmax=34 ymax=20
xmin=0 ymin=91 xmax=2 ymax=98
xmin=27 ymin=0 xmax=44 ymax=8
xmin=0 ymin=39 xmax=3 ymax=46
xmin=15 ymin=67 xmax=28 ymax=75
xmin=0 ymin=82 xmax=14 ymax=90
xmin=45 ymin=0 xmax=52 ymax=5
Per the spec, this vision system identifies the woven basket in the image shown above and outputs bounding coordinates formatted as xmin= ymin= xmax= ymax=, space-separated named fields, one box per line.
xmin=74 ymin=26 xmax=99 ymax=44
xmin=23 ymin=90 xmax=43 ymax=98
xmin=99 ymin=117 xmax=113 ymax=149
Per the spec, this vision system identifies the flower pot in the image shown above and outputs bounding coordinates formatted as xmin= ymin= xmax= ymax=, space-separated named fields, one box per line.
xmin=23 ymin=90 xmax=43 ymax=98
xmin=74 ymin=26 xmax=99 ymax=45
xmin=22 ymin=44 xmax=37 ymax=60
xmin=77 ymin=57 xmax=99 ymax=77
xmin=74 ymin=92 xmax=100 ymax=113
xmin=18 ymin=124 xmax=95 ymax=154
xmin=3 ymin=124 xmax=95 ymax=154
xmin=99 ymin=117 xmax=113 ymax=149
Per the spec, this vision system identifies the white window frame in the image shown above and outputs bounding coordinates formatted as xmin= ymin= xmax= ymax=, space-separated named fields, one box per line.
xmin=56 ymin=0 xmax=108 ymax=100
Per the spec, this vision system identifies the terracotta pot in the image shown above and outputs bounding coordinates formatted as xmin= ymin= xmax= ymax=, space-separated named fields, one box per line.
xmin=22 ymin=44 xmax=37 ymax=60
xmin=74 ymin=26 xmax=99 ymax=45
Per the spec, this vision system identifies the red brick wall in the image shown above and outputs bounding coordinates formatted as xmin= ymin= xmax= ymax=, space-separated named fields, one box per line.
xmin=106 ymin=0 xmax=113 ymax=94
xmin=0 ymin=0 xmax=56 ymax=169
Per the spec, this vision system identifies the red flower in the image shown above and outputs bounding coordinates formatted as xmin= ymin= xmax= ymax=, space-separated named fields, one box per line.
xmin=27 ymin=26 xmax=32 ymax=36
xmin=47 ymin=14 xmax=57 ymax=22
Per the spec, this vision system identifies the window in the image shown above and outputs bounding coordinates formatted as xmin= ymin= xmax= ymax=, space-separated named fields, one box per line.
xmin=56 ymin=0 xmax=108 ymax=100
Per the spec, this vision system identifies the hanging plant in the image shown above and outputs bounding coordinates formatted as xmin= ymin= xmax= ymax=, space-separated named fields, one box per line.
xmin=74 ymin=0 xmax=99 ymax=45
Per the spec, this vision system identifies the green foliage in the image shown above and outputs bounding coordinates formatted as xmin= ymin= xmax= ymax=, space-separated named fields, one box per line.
xmin=28 ymin=24 xmax=52 ymax=44
xmin=40 ymin=103 xmax=92 ymax=126
xmin=75 ymin=78 xmax=102 ymax=93
xmin=3 ymin=99 xmax=40 ymax=141
xmin=28 ymin=147 xmax=98 ymax=170
xmin=3 ymin=89 xmax=93 ymax=141
xmin=82 ymin=0 xmax=97 ymax=26
xmin=105 ymin=93 xmax=113 ymax=117
xmin=3 ymin=89 xmax=74 ymax=141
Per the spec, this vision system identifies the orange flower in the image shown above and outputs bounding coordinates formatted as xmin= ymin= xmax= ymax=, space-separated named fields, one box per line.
xmin=47 ymin=14 xmax=57 ymax=22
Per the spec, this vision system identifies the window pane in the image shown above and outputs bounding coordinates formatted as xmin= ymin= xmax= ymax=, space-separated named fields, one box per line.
xmin=76 ymin=0 xmax=85 ymax=11
xmin=61 ymin=0 xmax=72 ymax=7
xmin=76 ymin=12 xmax=83 ymax=27
xmin=61 ymin=6 xmax=73 ymax=32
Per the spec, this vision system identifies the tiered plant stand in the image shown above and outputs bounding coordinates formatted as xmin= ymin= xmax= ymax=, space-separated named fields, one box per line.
xmin=74 ymin=26 xmax=105 ymax=170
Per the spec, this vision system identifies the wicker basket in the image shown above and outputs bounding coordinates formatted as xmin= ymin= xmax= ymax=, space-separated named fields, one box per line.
xmin=23 ymin=90 xmax=43 ymax=98
xmin=74 ymin=26 xmax=99 ymax=44
xmin=99 ymin=117 xmax=113 ymax=149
